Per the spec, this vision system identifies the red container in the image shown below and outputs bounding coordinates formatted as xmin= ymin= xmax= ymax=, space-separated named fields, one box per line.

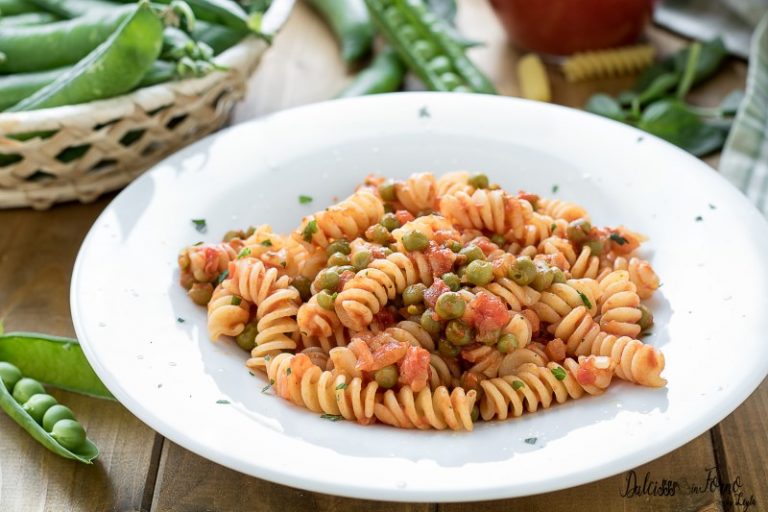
xmin=489 ymin=0 xmax=656 ymax=56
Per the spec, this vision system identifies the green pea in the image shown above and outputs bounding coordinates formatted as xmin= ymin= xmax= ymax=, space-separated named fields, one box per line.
xmin=50 ymin=419 xmax=86 ymax=452
xmin=468 ymin=173 xmax=489 ymax=189
xmin=384 ymin=6 xmax=404 ymax=25
xmin=508 ymin=256 xmax=537 ymax=286
xmin=235 ymin=321 xmax=258 ymax=352
xmin=406 ymin=304 xmax=425 ymax=316
xmin=326 ymin=239 xmax=351 ymax=256
xmin=316 ymin=290 xmax=337 ymax=310
xmin=585 ymin=239 xmax=604 ymax=256
xmin=378 ymin=181 xmax=396 ymax=202
xmin=435 ymin=292 xmax=465 ymax=319
xmin=491 ymin=234 xmax=506 ymax=246
xmin=550 ymin=267 xmax=566 ymax=284
xmin=421 ymin=310 xmax=442 ymax=336
xmin=428 ymin=55 xmax=453 ymax=74
xmin=438 ymin=338 xmax=461 ymax=358
xmin=292 ymin=276 xmax=312 ymax=302
xmin=456 ymin=264 xmax=468 ymax=278
xmin=187 ymin=282 xmax=214 ymax=306
xmin=43 ymin=404 xmax=76 ymax=432
xmin=477 ymin=328 xmax=501 ymax=345
xmin=402 ymin=231 xmax=429 ymax=252
xmin=460 ymin=244 xmax=485 ymax=263
xmin=369 ymin=224 xmax=392 ymax=244
xmin=399 ymin=25 xmax=419 ymax=43
xmin=440 ymin=72 xmax=463 ymax=89
xmin=0 ymin=362 xmax=22 ymax=391
xmin=352 ymin=250 xmax=372 ymax=270
xmin=12 ymin=378 xmax=45 ymax=404
xmin=327 ymin=251 xmax=350 ymax=267
xmin=530 ymin=264 xmax=555 ymax=292
xmin=380 ymin=213 xmax=401 ymax=231
xmin=466 ymin=260 xmax=493 ymax=286
xmin=445 ymin=320 xmax=474 ymax=346
xmin=566 ymin=219 xmax=592 ymax=244
xmin=497 ymin=333 xmax=518 ymax=353
xmin=413 ymin=40 xmax=437 ymax=60
xmin=23 ymin=394 xmax=58 ymax=424
xmin=374 ymin=365 xmax=399 ymax=389
xmin=638 ymin=304 xmax=654 ymax=332
xmin=335 ymin=265 xmax=356 ymax=275
xmin=403 ymin=283 xmax=426 ymax=306
xmin=316 ymin=270 xmax=340 ymax=291
xmin=471 ymin=405 xmax=480 ymax=422
xmin=445 ymin=240 xmax=462 ymax=253
xmin=442 ymin=272 xmax=460 ymax=292
xmin=383 ymin=203 xmax=395 ymax=214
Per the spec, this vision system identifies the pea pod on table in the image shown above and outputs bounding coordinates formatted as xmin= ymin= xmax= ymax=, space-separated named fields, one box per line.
xmin=307 ymin=0 xmax=374 ymax=63
xmin=364 ymin=0 xmax=496 ymax=93
xmin=0 ymin=0 xmax=38 ymax=15
xmin=0 ymin=12 xmax=60 ymax=27
xmin=8 ymin=1 xmax=164 ymax=111
xmin=336 ymin=46 xmax=405 ymax=97
xmin=0 ymin=362 xmax=99 ymax=463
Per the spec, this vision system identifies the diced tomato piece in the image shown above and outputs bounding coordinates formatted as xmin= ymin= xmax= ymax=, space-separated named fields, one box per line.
xmin=351 ymin=333 xmax=407 ymax=371
xmin=469 ymin=291 xmax=510 ymax=335
xmin=424 ymin=241 xmax=456 ymax=277
xmin=398 ymin=346 xmax=430 ymax=392
xmin=395 ymin=210 xmax=415 ymax=225
xmin=470 ymin=237 xmax=498 ymax=256
xmin=338 ymin=269 xmax=356 ymax=291
xmin=203 ymin=247 xmax=222 ymax=277
xmin=517 ymin=191 xmax=539 ymax=206
xmin=545 ymin=338 xmax=566 ymax=363
xmin=576 ymin=367 xmax=596 ymax=387
xmin=423 ymin=278 xmax=450 ymax=309
xmin=289 ymin=353 xmax=314 ymax=380
xmin=372 ymin=307 xmax=397 ymax=329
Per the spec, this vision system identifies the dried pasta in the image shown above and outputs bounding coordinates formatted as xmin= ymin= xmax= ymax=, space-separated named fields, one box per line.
xmin=178 ymin=171 xmax=666 ymax=431
xmin=562 ymin=44 xmax=655 ymax=82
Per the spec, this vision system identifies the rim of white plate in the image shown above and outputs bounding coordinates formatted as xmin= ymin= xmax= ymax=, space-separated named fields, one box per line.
xmin=71 ymin=92 xmax=768 ymax=502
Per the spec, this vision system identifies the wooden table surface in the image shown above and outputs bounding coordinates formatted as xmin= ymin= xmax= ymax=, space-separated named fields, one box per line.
xmin=1 ymin=2 xmax=765 ymax=511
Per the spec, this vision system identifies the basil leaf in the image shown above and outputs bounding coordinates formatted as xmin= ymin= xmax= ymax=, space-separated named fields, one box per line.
xmin=636 ymin=72 xmax=680 ymax=106
xmin=585 ymin=94 xmax=627 ymax=121
xmin=634 ymin=37 xmax=727 ymax=93
xmin=639 ymin=99 xmax=727 ymax=157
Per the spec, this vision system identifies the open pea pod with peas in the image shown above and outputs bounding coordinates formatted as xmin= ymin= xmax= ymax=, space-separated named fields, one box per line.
xmin=0 ymin=331 xmax=113 ymax=463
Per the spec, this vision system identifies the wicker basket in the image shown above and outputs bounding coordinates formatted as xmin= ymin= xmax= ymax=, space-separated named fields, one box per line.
xmin=0 ymin=2 xmax=294 ymax=210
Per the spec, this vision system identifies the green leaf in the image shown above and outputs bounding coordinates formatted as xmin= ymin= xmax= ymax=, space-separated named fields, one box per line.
xmin=638 ymin=99 xmax=727 ymax=156
xmin=635 ymin=72 xmax=680 ymax=106
xmin=634 ymin=37 xmax=727 ymax=93
xmin=577 ymin=291 xmax=592 ymax=310
xmin=216 ymin=269 xmax=229 ymax=285
xmin=551 ymin=367 xmax=567 ymax=381
xmin=302 ymin=219 xmax=318 ymax=242
xmin=320 ymin=413 xmax=343 ymax=421
xmin=237 ymin=247 xmax=251 ymax=259
xmin=676 ymin=42 xmax=702 ymax=99
xmin=191 ymin=219 xmax=207 ymax=233
xmin=585 ymin=94 xmax=627 ymax=121
xmin=299 ymin=195 xmax=313 ymax=204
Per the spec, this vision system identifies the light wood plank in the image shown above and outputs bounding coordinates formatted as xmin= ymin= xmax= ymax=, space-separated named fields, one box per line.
xmin=711 ymin=379 xmax=767 ymax=512
xmin=440 ymin=433 xmax=722 ymax=512
xmin=0 ymin=197 xmax=161 ymax=512
xmin=150 ymin=441 xmax=430 ymax=512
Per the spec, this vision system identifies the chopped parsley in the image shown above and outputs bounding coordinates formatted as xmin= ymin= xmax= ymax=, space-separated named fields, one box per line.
xmin=231 ymin=296 xmax=242 ymax=306
xmin=264 ymin=355 xmax=271 ymax=362
xmin=550 ymin=223 xmax=556 ymax=232
xmin=551 ymin=367 xmax=567 ymax=381
xmin=524 ymin=437 xmax=537 ymax=445
xmin=578 ymin=291 xmax=592 ymax=309
xmin=695 ymin=215 xmax=703 ymax=222
xmin=299 ymin=195 xmax=313 ymax=204
xmin=512 ymin=380 xmax=525 ymax=390
xmin=193 ymin=241 xmax=204 ymax=246
xmin=418 ymin=106 xmax=431 ymax=118
xmin=302 ymin=219 xmax=318 ymax=242
xmin=286 ymin=367 xmax=292 ymax=375
xmin=336 ymin=383 xmax=347 ymax=390
xmin=320 ymin=413 xmax=343 ymax=421
xmin=237 ymin=247 xmax=252 ymax=259
xmin=216 ymin=399 xmax=230 ymax=404
xmin=260 ymin=239 xmax=273 ymax=247
xmin=261 ymin=379 xmax=274 ymax=394
xmin=708 ymin=203 xmax=717 ymax=210
xmin=280 ymin=261 xmax=287 ymax=268
xmin=216 ymin=269 xmax=229 ymax=285
xmin=609 ymin=233 xmax=628 ymax=245
xmin=176 ymin=317 xmax=185 ymax=323
xmin=551 ymin=184 xmax=559 ymax=194
xmin=192 ymin=219 xmax=207 ymax=233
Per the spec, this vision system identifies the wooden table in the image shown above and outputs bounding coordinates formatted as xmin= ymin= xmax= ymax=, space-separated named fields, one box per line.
xmin=1 ymin=2 xmax=764 ymax=511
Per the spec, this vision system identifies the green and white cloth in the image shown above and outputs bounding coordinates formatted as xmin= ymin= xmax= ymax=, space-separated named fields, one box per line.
xmin=720 ymin=14 xmax=768 ymax=217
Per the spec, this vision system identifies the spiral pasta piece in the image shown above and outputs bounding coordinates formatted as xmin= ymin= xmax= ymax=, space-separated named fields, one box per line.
xmin=461 ymin=344 xmax=503 ymax=378
xmin=589 ymin=332 xmax=666 ymax=387
xmin=436 ymin=171 xmax=474 ymax=197
xmin=477 ymin=277 xmax=541 ymax=312
xmin=179 ymin=242 xmax=237 ymax=285
xmin=601 ymin=256 xmax=661 ymax=300
xmin=295 ymin=189 xmax=384 ymax=248
xmin=207 ymin=280 xmax=250 ymax=340
xmin=248 ymin=287 xmax=301 ymax=369
xmin=498 ymin=344 xmax=549 ymax=376
xmin=439 ymin=189 xmax=530 ymax=238
xmin=520 ymin=212 xmax=567 ymax=247
xmin=536 ymin=198 xmax=589 ymax=223
xmin=480 ymin=356 xmax=614 ymax=421
xmin=552 ymin=305 xmax=602 ymax=356
xmin=300 ymin=326 xmax=349 ymax=354
xmin=394 ymin=172 xmax=438 ymax=214
xmin=226 ymin=258 xmax=290 ymax=306
xmin=385 ymin=320 xmax=436 ymax=352
xmin=375 ymin=385 xmax=477 ymax=431
xmin=531 ymin=282 xmax=596 ymax=326
xmin=597 ymin=270 xmax=642 ymax=338
xmin=391 ymin=214 xmax=458 ymax=251
xmin=368 ymin=251 xmax=433 ymax=292
xmin=428 ymin=352 xmax=460 ymax=389
xmin=265 ymin=352 xmax=379 ymax=424
xmin=335 ymin=268 xmax=396 ymax=331
xmin=297 ymin=295 xmax=341 ymax=338
xmin=562 ymin=44 xmax=655 ymax=82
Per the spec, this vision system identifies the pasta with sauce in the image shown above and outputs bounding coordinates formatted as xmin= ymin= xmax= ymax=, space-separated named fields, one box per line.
xmin=177 ymin=171 xmax=666 ymax=431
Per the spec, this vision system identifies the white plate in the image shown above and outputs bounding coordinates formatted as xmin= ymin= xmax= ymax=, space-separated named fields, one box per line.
xmin=71 ymin=93 xmax=768 ymax=502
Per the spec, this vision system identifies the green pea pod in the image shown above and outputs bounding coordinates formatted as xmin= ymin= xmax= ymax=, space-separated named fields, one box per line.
xmin=0 ymin=376 xmax=99 ymax=463
xmin=25 ymin=0 xmax=116 ymax=18
xmin=0 ymin=0 xmax=38 ymax=15
xmin=0 ymin=12 xmax=60 ymax=27
xmin=0 ymin=333 xmax=112 ymax=399
xmin=308 ymin=0 xmax=374 ymax=63
xmin=0 ymin=67 xmax=63 ymax=111
xmin=336 ymin=47 xmax=405 ymax=97
xmin=9 ymin=2 xmax=163 ymax=111
xmin=152 ymin=0 xmax=251 ymax=31
xmin=192 ymin=20 xmax=247 ymax=55
xmin=0 ymin=6 xmax=132 ymax=73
